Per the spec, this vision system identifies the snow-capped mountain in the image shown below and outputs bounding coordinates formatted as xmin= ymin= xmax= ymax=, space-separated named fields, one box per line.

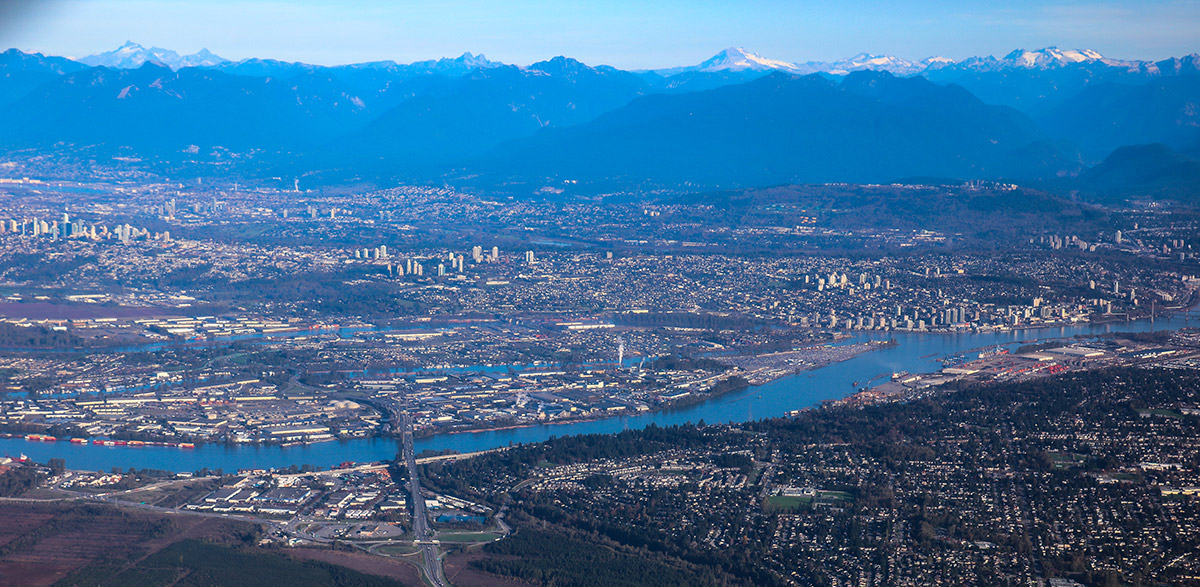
xmin=918 ymin=56 xmax=956 ymax=70
xmin=696 ymin=47 xmax=809 ymax=73
xmin=654 ymin=47 xmax=816 ymax=76
xmin=401 ymin=52 xmax=503 ymax=75
xmin=1004 ymin=47 xmax=1104 ymax=68
xmin=945 ymin=47 xmax=1114 ymax=72
xmin=657 ymin=48 xmax=954 ymax=77
xmin=823 ymin=53 xmax=926 ymax=75
xmin=78 ymin=41 xmax=228 ymax=70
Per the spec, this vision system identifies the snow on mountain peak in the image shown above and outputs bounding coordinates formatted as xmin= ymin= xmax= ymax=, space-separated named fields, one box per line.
xmin=697 ymin=47 xmax=804 ymax=73
xmin=1002 ymin=47 xmax=1105 ymax=68
xmin=80 ymin=42 xmax=227 ymax=70
xmin=825 ymin=53 xmax=922 ymax=75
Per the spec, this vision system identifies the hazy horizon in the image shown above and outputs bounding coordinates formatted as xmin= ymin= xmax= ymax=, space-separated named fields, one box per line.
xmin=1 ymin=0 xmax=1198 ymax=69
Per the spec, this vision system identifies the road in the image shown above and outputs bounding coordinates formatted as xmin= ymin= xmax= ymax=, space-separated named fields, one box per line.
xmin=401 ymin=410 xmax=448 ymax=587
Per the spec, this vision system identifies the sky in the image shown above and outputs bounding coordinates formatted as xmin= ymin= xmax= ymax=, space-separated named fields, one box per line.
xmin=1 ymin=0 xmax=1198 ymax=68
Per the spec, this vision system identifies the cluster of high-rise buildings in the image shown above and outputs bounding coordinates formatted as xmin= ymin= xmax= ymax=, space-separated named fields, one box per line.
xmin=352 ymin=244 xmax=540 ymax=278
xmin=0 ymin=213 xmax=169 ymax=243
xmin=807 ymin=271 xmax=890 ymax=292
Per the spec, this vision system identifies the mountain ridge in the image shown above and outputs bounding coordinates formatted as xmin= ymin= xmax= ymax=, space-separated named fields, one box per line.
xmin=1 ymin=44 xmax=1197 ymax=201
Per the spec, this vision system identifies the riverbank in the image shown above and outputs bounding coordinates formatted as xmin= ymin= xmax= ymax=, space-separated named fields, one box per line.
xmin=1 ymin=312 xmax=1193 ymax=474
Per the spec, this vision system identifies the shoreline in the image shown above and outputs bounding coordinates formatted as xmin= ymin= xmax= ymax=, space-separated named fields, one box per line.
xmin=5 ymin=314 xmax=1194 ymax=466
xmin=407 ymin=340 xmax=897 ymax=441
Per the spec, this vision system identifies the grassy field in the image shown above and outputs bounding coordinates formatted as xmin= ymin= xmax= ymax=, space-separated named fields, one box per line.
xmin=818 ymin=490 xmax=853 ymax=501
xmin=764 ymin=495 xmax=811 ymax=512
xmin=375 ymin=543 xmax=419 ymax=556
xmin=0 ymin=502 xmax=408 ymax=587
xmin=438 ymin=532 xmax=500 ymax=543
xmin=765 ymin=490 xmax=852 ymax=512
xmin=58 ymin=539 xmax=403 ymax=586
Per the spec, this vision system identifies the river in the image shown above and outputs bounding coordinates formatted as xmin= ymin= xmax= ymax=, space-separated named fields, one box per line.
xmin=2 ymin=313 xmax=1194 ymax=473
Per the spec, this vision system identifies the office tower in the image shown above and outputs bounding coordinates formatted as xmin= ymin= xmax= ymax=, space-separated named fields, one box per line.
xmin=437 ymin=264 xmax=445 ymax=276
xmin=525 ymin=250 xmax=535 ymax=264
xmin=491 ymin=245 xmax=499 ymax=260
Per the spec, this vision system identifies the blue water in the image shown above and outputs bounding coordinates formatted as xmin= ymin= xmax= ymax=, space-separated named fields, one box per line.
xmin=2 ymin=313 xmax=1192 ymax=473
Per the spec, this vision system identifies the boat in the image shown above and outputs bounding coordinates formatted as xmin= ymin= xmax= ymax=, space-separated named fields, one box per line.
xmin=978 ymin=345 xmax=1009 ymax=358
xmin=127 ymin=441 xmax=145 ymax=447
xmin=178 ymin=442 xmax=196 ymax=449
xmin=70 ymin=438 xmax=87 ymax=444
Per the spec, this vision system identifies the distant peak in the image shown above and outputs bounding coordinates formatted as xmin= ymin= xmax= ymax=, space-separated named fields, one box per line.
xmin=1002 ymin=47 xmax=1104 ymax=68
xmin=530 ymin=55 xmax=590 ymax=74
xmin=78 ymin=42 xmax=227 ymax=69
xmin=698 ymin=47 xmax=802 ymax=73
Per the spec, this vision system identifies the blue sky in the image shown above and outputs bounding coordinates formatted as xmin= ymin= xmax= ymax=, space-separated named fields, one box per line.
xmin=2 ymin=0 xmax=1198 ymax=67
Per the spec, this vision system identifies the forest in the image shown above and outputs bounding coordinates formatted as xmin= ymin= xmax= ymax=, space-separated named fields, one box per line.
xmin=430 ymin=366 xmax=1200 ymax=586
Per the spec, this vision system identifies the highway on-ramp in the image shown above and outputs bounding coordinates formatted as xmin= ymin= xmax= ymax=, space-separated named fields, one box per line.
xmin=401 ymin=411 xmax=447 ymax=586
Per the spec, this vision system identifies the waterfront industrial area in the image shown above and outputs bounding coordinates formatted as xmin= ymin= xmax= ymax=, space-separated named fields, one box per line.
xmin=0 ymin=177 xmax=1198 ymax=585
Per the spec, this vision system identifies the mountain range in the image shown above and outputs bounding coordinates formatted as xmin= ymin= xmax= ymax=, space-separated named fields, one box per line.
xmin=77 ymin=41 xmax=229 ymax=69
xmin=1 ymin=43 xmax=1199 ymax=199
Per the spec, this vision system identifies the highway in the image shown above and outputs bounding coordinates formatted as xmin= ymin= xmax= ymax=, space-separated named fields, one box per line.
xmin=401 ymin=410 xmax=448 ymax=586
